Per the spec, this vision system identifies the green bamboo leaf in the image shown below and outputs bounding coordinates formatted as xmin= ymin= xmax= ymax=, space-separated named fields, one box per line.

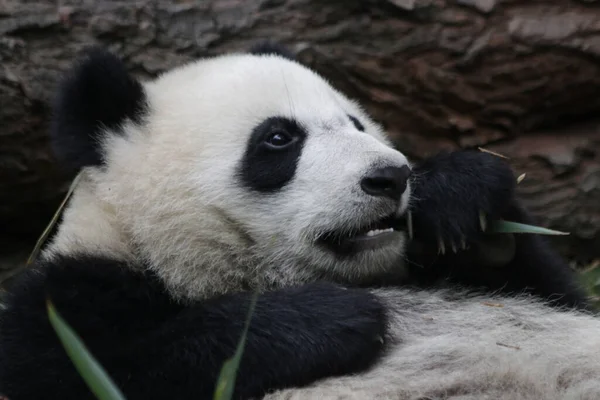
xmin=47 ymin=300 xmax=127 ymax=400
xmin=213 ymin=293 xmax=258 ymax=400
xmin=491 ymin=220 xmax=569 ymax=236
xmin=28 ymin=172 xmax=83 ymax=265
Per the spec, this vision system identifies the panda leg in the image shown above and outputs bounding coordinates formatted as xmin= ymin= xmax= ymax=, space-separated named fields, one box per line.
xmin=0 ymin=256 xmax=388 ymax=400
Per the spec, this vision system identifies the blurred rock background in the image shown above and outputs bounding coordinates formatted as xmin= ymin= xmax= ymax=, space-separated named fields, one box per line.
xmin=1 ymin=0 xmax=599 ymax=284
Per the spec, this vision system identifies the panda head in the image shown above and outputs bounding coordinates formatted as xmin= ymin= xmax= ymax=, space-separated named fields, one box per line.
xmin=46 ymin=44 xmax=412 ymax=300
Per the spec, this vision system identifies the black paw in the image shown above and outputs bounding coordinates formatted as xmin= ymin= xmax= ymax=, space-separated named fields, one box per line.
xmin=408 ymin=150 xmax=516 ymax=254
xmin=297 ymin=282 xmax=388 ymax=338
xmin=286 ymin=283 xmax=388 ymax=371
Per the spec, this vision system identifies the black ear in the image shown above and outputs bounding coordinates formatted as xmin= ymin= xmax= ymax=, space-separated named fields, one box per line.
xmin=249 ymin=41 xmax=296 ymax=61
xmin=50 ymin=47 xmax=147 ymax=170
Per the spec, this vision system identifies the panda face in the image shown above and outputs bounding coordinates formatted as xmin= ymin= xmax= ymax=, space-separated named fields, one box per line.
xmin=48 ymin=48 xmax=412 ymax=299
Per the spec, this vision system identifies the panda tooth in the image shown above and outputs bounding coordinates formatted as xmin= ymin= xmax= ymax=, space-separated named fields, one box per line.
xmin=364 ymin=227 xmax=395 ymax=237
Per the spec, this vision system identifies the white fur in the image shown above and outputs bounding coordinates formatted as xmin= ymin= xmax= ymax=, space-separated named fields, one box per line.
xmin=45 ymin=51 xmax=600 ymax=398
xmin=265 ymin=289 xmax=600 ymax=400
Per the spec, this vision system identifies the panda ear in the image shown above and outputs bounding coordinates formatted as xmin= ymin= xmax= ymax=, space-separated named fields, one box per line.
xmin=50 ymin=47 xmax=147 ymax=170
xmin=249 ymin=41 xmax=296 ymax=61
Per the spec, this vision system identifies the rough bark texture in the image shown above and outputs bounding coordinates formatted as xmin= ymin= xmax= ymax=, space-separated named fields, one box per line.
xmin=1 ymin=0 xmax=600 ymax=279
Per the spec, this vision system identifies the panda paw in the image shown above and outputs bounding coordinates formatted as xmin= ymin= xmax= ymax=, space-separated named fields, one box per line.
xmin=298 ymin=283 xmax=389 ymax=346
xmin=408 ymin=150 xmax=516 ymax=253
xmin=272 ymin=283 xmax=389 ymax=376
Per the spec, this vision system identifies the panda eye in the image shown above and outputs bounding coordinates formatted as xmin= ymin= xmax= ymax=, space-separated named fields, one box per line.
xmin=348 ymin=115 xmax=365 ymax=132
xmin=264 ymin=130 xmax=294 ymax=149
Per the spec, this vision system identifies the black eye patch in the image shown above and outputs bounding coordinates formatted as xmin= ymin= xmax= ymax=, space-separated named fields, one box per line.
xmin=348 ymin=115 xmax=365 ymax=132
xmin=238 ymin=117 xmax=307 ymax=193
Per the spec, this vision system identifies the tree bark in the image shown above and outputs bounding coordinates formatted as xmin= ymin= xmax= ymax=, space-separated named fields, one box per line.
xmin=1 ymin=0 xmax=599 ymax=277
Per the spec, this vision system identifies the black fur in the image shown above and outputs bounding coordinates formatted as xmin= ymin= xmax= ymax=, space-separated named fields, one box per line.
xmin=405 ymin=150 xmax=588 ymax=309
xmin=0 ymin=255 xmax=387 ymax=400
xmin=250 ymin=42 xmax=296 ymax=61
xmin=239 ymin=117 xmax=307 ymax=192
xmin=50 ymin=47 xmax=147 ymax=170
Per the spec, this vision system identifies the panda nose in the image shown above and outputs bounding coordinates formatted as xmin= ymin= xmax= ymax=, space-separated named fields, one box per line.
xmin=360 ymin=165 xmax=411 ymax=200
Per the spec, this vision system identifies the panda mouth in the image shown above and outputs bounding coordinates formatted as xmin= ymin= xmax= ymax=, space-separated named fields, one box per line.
xmin=318 ymin=213 xmax=408 ymax=255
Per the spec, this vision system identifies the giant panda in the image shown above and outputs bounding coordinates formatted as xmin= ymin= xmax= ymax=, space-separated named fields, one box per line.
xmin=1 ymin=43 xmax=600 ymax=400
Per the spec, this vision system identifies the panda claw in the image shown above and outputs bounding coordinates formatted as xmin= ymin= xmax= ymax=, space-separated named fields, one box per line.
xmin=438 ymin=237 xmax=446 ymax=255
xmin=479 ymin=210 xmax=487 ymax=232
xmin=451 ymin=242 xmax=458 ymax=253
xmin=461 ymin=237 xmax=467 ymax=250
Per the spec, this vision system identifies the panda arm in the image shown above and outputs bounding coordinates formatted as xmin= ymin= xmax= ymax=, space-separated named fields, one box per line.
xmin=405 ymin=150 xmax=588 ymax=309
xmin=0 ymin=255 xmax=387 ymax=400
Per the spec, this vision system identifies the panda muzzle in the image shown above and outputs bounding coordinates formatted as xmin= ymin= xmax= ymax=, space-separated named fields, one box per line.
xmin=318 ymin=212 xmax=407 ymax=254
